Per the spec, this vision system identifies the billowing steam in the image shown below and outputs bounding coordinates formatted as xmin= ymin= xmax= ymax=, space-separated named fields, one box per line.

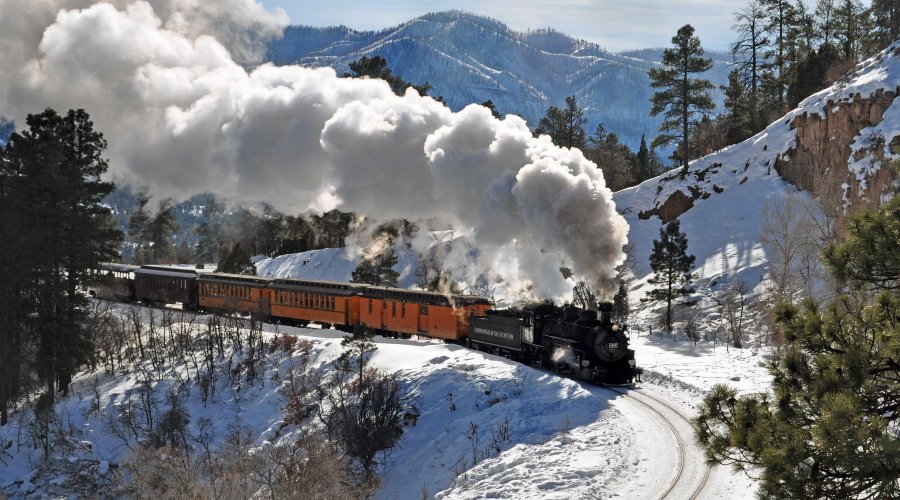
xmin=0 ymin=0 xmax=628 ymax=300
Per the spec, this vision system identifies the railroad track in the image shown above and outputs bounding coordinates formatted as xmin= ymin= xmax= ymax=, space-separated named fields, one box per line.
xmin=600 ymin=386 xmax=712 ymax=500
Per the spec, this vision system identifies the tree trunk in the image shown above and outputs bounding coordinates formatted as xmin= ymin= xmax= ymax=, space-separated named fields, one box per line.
xmin=682 ymin=60 xmax=689 ymax=175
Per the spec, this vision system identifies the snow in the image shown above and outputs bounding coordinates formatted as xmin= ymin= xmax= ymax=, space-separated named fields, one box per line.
xmin=254 ymin=245 xmax=420 ymax=288
xmin=0 ymin=305 xmax=758 ymax=499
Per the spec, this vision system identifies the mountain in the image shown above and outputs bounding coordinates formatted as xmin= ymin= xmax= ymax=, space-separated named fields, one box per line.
xmin=0 ymin=117 xmax=13 ymax=148
xmin=266 ymin=10 xmax=732 ymax=153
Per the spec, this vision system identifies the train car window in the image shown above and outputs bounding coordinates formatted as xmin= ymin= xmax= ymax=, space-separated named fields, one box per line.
xmin=392 ymin=301 xmax=396 ymax=317
xmin=401 ymin=303 xmax=405 ymax=318
xmin=383 ymin=301 xmax=387 ymax=310
xmin=420 ymin=305 xmax=427 ymax=316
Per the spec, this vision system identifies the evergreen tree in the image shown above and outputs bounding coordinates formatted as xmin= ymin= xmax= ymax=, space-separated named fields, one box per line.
xmin=867 ymin=0 xmax=900 ymax=52
xmin=128 ymin=195 xmax=150 ymax=264
xmin=637 ymin=135 xmax=652 ymax=181
xmin=0 ymin=109 xmax=121 ymax=407
xmin=129 ymin=197 xmax=178 ymax=264
xmin=585 ymin=123 xmax=638 ymax=191
xmin=643 ymin=220 xmax=695 ymax=333
xmin=345 ymin=55 xmax=434 ymax=97
xmin=534 ymin=95 xmax=588 ymax=150
xmin=480 ymin=100 xmax=501 ymax=119
xmin=648 ymin=24 xmax=716 ymax=173
xmin=146 ymin=202 xmax=178 ymax=264
xmin=761 ymin=0 xmax=797 ymax=109
xmin=216 ymin=242 xmax=256 ymax=275
xmin=351 ymin=248 xmax=400 ymax=287
xmin=611 ymin=280 xmax=630 ymax=324
xmin=816 ymin=0 xmax=838 ymax=48
xmin=834 ymin=0 xmax=867 ymax=60
xmin=175 ymin=240 xmax=193 ymax=264
xmin=696 ymin=197 xmax=900 ymax=499
xmin=787 ymin=43 xmax=840 ymax=107
xmin=731 ymin=0 xmax=772 ymax=129
xmin=722 ymin=68 xmax=755 ymax=144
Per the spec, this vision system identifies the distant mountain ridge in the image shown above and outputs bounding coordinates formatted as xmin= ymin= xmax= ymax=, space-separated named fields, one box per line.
xmin=266 ymin=10 xmax=732 ymax=152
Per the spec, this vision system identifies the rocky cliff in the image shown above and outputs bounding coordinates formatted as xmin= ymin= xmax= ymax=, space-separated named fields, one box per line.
xmin=630 ymin=43 xmax=900 ymax=226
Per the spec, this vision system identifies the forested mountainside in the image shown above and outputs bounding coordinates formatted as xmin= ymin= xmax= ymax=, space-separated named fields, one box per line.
xmin=266 ymin=10 xmax=732 ymax=152
xmin=614 ymin=41 xmax=900 ymax=315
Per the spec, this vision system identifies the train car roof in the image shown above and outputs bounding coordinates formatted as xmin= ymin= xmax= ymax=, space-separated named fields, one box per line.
xmin=136 ymin=266 xmax=199 ymax=278
xmin=272 ymin=278 xmax=367 ymax=296
xmin=198 ymin=273 xmax=274 ymax=286
xmin=363 ymin=286 xmax=491 ymax=306
xmin=99 ymin=262 xmax=140 ymax=273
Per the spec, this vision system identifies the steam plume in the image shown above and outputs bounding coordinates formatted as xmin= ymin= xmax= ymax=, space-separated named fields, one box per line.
xmin=0 ymin=0 xmax=628 ymax=300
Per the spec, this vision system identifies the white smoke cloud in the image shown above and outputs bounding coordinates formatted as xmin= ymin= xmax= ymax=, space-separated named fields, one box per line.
xmin=0 ymin=0 xmax=628 ymax=301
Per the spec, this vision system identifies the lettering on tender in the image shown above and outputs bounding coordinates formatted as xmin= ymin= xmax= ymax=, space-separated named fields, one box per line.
xmin=472 ymin=326 xmax=515 ymax=341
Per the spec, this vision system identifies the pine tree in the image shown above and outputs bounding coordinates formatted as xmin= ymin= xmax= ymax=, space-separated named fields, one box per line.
xmin=534 ymin=95 xmax=588 ymax=150
xmin=731 ymin=1 xmax=772 ymax=129
xmin=867 ymin=0 xmax=900 ymax=53
xmin=146 ymin=202 xmax=178 ymax=264
xmin=216 ymin=242 xmax=256 ymax=275
xmin=761 ymin=0 xmax=797 ymax=109
xmin=637 ymin=135 xmax=652 ymax=181
xmin=128 ymin=195 xmax=150 ymax=264
xmin=834 ymin=0 xmax=867 ymax=61
xmin=351 ymin=248 xmax=400 ymax=287
xmin=722 ymin=69 xmax=755 ymax=144
xmin=345 ymin=55 xmax=434 ymax=97
xmin=696 ymin=196 xmax=900 ymax=499
xmin=611 ymin=280 xmax=630 ymax=324
xmin=585 ymin=123 xmax=638 ymax=190
xmin=1 ymin=109 xmax=121 ymax=407
xmin=816 ymin=0 xmax=838 ymax=49
xmin=643 ymin=220 xmax=695 ymax=333
xmin=649 ymin=24 xmax=716 ymax=173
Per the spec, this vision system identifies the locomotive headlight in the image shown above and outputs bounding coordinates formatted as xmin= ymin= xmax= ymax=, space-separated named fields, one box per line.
xmin=581 ymin=360 xmax=590 ymax=368
xmin=628 ymin=360 xmax=636 ymax=367
xmin=612 ymin=324 xmax=620 ymax=331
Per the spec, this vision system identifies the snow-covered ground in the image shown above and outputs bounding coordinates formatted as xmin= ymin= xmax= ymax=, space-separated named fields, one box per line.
xmin=0 ymin=307 xmax=763 ymax=499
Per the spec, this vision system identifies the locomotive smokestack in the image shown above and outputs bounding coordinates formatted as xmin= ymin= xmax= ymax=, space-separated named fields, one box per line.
xmin=598 ymin=302 xmax=613 ymax=325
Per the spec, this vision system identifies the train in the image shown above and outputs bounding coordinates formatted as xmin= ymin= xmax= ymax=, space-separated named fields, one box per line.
xmin=90 ymin=263 xmax=640 ymax=384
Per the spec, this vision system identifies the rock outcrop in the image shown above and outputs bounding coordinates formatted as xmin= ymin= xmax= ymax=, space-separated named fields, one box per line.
xmin=776 ymin=86 xmax=899 ymax=214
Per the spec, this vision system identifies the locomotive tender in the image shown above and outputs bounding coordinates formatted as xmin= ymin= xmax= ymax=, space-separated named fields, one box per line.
xmin=92 ymin=263 xmax=640 ymax=384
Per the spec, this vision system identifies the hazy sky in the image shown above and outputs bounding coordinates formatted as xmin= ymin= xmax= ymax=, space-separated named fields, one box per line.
xmin=261 ymin=0 xmax=750 ymax=52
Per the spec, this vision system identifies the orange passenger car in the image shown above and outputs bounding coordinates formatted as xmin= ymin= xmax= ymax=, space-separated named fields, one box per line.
xmin=198 ymin=273 xmax=274 ymax=316
xmin=269 ymin=278 xmax=365 ymax=329
xmin=359 ymin=287 xmax=491 ymax=341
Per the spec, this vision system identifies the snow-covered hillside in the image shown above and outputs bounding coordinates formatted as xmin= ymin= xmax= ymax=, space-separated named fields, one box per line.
xmin=0 ymin=304 xmax=763 ymax=499
xmin=254 ymin=246 xmax=420 ymax=288
xmin=267 ymin=10 xmax=731 ymax=152
xmin=615 ymin=41 xmax=900 ymax=335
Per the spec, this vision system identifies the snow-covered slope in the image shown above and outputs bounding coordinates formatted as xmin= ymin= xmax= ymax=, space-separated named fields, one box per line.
xmin=254 ymin=245 xmax=420 ymax=288
xmin=616 ymin=42 xmax=900 ymax=329
xmin=267 ymin=10 xmax=731 ymax=152
xmin=0 ymin=304 xmax=763 ymax=499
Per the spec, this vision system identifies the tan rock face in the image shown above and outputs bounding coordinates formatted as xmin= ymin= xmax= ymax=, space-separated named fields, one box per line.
xmin=638 ymin=190 xmax=694 ymax=223
xmin=776 ymin=87 xmax=899 ymax=216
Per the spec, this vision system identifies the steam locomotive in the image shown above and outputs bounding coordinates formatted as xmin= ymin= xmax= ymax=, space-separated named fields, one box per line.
xmin=468 ymin=302 xmax=638 ymax=384
xmin=91 ymin=263 xmax=640 ymax=384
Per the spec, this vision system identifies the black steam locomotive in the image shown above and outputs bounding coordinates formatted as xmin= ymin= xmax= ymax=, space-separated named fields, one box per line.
xmin=467 ymin=301 xmax=639 ymax=384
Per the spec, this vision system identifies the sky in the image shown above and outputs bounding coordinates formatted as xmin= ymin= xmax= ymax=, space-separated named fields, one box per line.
xmin=260 ymin=0 xmax=750 ymax=52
